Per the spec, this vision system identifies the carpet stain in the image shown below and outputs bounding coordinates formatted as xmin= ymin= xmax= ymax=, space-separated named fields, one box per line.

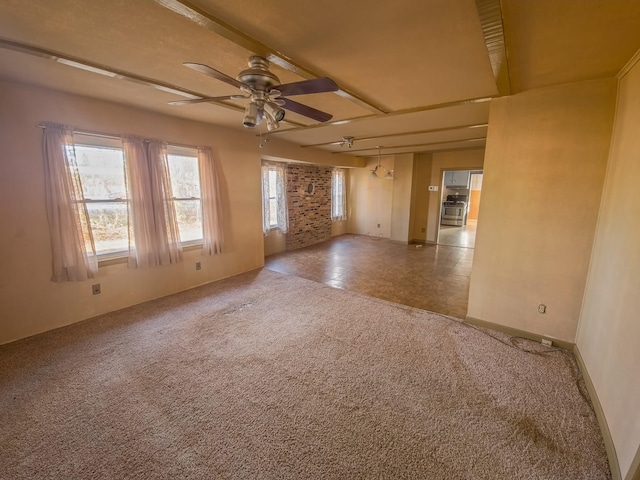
xmin=222 ymin=302 xmax=255 ymax=315
xmin=515 ymin=415 xmax=558 ymax=453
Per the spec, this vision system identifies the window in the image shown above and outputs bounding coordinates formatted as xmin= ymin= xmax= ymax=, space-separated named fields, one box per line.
xmin=43 ymin=124 xmax=224 ymax=280
xmin=73 ymin=136 xmax=203 ymax=257
xmin=261 ymin=162 xmax=288 ymax=234
xmin=167 ymin=148 xmax=203 ymax=244
xmin=267 ymin=169 xmax=278 ymax=227
xmin=331 ymin=168 xmax=347 ymax=221
xmin=74 ymin=137 xmax=129 ymax=256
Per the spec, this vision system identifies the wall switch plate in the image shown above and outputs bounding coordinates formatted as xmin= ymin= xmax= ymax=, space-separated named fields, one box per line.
xmin=92 ymin=284 xmax=101 ymax=295
xmin=538 ymin=304 xmax=547 ymax=314
xmin=195 ymin=262 xmax=201 ymax=271
xmin=428 ymin=185 xmax=439 ymax=191
xmin=377 ymin=223 xmax=381 ymax=228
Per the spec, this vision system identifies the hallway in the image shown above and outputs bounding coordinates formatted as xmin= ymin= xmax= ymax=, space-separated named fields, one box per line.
xmin=264 ymin=235 xmax=473 ymax=319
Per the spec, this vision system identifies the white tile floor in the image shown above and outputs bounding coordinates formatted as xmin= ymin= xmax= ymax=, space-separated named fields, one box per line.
xmin=438 ymin=219 xmax=477 ymax=248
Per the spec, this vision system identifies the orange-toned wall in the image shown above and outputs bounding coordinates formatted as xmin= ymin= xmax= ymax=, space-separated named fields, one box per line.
xmin=467 ymin=190 xmax=481 ymax=220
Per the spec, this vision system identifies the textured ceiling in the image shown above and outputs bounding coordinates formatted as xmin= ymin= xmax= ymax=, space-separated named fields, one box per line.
xmin=0 ymin=0 xmax=639 ymax=158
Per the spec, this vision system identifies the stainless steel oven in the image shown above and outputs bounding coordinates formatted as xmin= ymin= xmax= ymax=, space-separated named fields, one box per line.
xmin=441 ymin=204 xmax=465 ymax=226
xmin=441 ymin=194 xmax=468 ymax=226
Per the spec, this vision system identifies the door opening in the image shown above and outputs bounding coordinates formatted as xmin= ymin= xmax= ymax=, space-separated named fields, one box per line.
xmin=436 ymin=169 xmax=482 ymax=248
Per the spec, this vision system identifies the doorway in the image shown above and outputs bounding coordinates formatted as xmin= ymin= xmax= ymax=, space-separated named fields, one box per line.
xmin=437 ymin=170 xmax=483 ymax=248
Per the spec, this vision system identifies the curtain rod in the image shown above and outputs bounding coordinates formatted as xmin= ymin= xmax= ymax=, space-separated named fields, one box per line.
xmin=37 ymin=124 xmax=201 ymax=150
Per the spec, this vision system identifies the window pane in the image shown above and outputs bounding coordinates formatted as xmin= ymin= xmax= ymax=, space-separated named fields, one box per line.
xmin=174 ymin=199 xmax=203 ymax=242
xmin=168 ymin=154 xmax=201 ymax=198
xmin=269 ymin=198 xmax=278 ymax=226
xmin=75 ymin=146 xmax=127 ymax=200
xmin=268 ymin=169 xmax=277 ymax=197
xmin=85 ymin=202 xmax=129 ymax=254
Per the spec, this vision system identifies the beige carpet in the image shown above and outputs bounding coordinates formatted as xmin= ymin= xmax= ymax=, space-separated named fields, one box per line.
xmin=0 ymin=269 xmax=610 ymax=479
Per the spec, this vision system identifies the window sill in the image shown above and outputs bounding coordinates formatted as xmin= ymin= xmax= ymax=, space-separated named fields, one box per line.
xmin=264 ymin=227 xmax=285 ymax=236
xmin=96 ymin=242 xmax=204 ymax=267
xmin=98 ymin=254 xmax=127 ymax=267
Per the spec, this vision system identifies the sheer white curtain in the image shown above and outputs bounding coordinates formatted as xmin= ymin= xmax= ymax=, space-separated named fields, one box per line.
xmin=331 ymin=168 xmax=347 ymax=221
xmin=122 ymin=136 xmax=182 ymax=268
xmin=42 ymin=123 xmax=98 ymax=282
xmin=198 ymin=147 xmax=224 ymax=255
xmin=148 ymin=140 xmax=183 ymax=263
xmin=261 ymin=162 xmax=288 ymax=235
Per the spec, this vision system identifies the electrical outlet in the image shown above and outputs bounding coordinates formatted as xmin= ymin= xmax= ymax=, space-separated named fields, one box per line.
xmin=541 ymin=338 xmax=553 ymax=347
xmin=538 ymin=304 xmax=547 ymax=314
xmin=92 ymin=284 xmax=101 ymax=295
xmin=377 ymin=223 xmax=381 ymax=228
xmin=421 ymin=227 xmax=426 ymax=233
xmin=428 ymin=185 xmax=439 ymax=191
xmin=195 ymin=262 xmax=201 ymax=271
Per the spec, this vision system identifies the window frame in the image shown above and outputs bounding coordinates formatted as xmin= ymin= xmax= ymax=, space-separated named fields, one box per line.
xmin=331 ymin=168 xmax=347 ymax=222
xmin=71 ymin=135 xmax=205 ymax=262
xmin=261 ymin=161 xmax=288 ymax=235
xmin=72 ymin=134 xmax=129 ymax=261
xmin=267 ymin=167 xmax=279 ymax=228
xmin=166 ymin=145 xmax=204 ymax=247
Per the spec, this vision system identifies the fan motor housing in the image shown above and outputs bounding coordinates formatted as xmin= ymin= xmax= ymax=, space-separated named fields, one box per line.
xmin=237 ymin=56 xmax=280 ymax=91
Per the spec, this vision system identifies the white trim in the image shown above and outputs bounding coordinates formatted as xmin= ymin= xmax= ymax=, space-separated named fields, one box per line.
xmin=617 ymin=48 xmax=640 ymax=80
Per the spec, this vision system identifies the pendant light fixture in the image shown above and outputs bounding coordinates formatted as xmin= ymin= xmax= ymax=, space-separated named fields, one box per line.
xmin=370 ymin=146 xmax=382 ymax=177
xmin=370 ymin=146 xmax=394 ymax=179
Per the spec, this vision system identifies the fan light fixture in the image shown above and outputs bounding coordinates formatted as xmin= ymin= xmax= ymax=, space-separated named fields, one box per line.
xmin=264 ymin=101 xmax=285 ymax=122
xmin=340 ymin=136 xmax=354 ymax=148
xmin=243 ymin=102 xmax=259 ymax=128
xmin=243 ymin=100 xmax=284 ymax=130
xmin=370 ymin=146 xmax=394 ymax=180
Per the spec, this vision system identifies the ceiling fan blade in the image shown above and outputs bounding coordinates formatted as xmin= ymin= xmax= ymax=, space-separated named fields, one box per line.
xmin=183 ymin=62 xmax=244 ymax=89
xmin=276 ymin=77 xmax=339 ymax=97
xmin=168 ymin=95 xmax=248 ymax=106
xmin=281 ymin=98 xmax=333 ymax=122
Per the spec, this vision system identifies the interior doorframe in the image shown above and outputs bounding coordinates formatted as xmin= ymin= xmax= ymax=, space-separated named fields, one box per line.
xmin=434 ymin=166 xmax=484 ymax=246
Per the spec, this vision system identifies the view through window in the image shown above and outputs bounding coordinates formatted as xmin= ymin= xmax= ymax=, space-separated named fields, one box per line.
xmin=167 ymin=153 xmax=203 ymax=243
xmin=74 ymin=144 xmax=128 ymax=255
xmin=268 ymin=168 xmax=278 ymax=227
xmin=73 ymin=137 xmax=203 ymax=257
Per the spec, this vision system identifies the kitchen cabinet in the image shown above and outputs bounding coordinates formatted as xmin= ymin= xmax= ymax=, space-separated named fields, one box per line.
xmin=444 ymin=170 xmax=470 ymax=188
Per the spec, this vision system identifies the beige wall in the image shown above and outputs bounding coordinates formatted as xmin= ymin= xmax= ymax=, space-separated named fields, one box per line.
xmin=349 ymin=151 xmax=482 ymax=244
xmin=409 ymin=153 xmax=432 ymax=243
xmin=468 ymin=79 xmax=617 ymax=343
xmin=390 ymin=154 xmax=414 ymax=243
xmin=0 ymin=81 xmax=352 ymax=344
xmin=348 ymin=157 xmax=394 ymax=238
xmin=576 ymin=56 xmax=640 ymax=479
xmin=264 ymin=232 xmax=287 ymax=257
xmin=425 ymin=149 xmax=485 ymax=243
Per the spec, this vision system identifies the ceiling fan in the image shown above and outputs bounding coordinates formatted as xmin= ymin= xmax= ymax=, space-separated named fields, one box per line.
xmin=169 ymin=56 xmax=339 ymax=130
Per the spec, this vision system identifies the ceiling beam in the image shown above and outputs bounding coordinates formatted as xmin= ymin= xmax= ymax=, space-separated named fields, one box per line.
xmin=475 ymin=0 xmax=511 ymax=96
xmin=337 ymin=137 xmax=487 ymax=155
xmin=269 ymin=96 xmax=494 ymax=136
xmin=154 ymin=0 xmax=388 ymax=114
xmin=300 ymin=123 xmax=488 ymax=148
xmin=0 ymin=38 xmax=248 ymax=113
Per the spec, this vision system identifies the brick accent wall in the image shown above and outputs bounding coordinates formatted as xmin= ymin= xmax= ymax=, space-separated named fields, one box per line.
xmin=286 ymin=164 xmax=332 ymax=251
